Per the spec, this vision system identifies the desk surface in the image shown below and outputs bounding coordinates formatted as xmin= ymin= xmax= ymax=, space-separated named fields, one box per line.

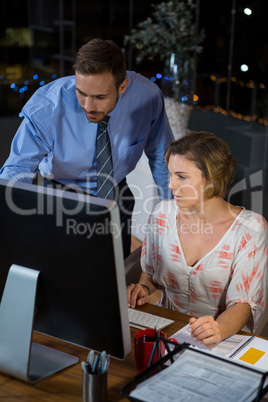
xmin=0 ymin=304 xmax=189 ymax=401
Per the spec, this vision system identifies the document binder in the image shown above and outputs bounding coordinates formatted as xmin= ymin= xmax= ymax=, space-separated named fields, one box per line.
xmin=121 ymin=338 xmax=268 ymax=402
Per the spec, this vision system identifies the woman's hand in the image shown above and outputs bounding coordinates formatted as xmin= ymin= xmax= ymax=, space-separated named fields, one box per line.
xmin=127 ymin=283 xmax=151 ymax=309
xmin=188 ymin=304 xmax=251 ymax=348
xmin=188 ymin=316 xmax=222 ymax=349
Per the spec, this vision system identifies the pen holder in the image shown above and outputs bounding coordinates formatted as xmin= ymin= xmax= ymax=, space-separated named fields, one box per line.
xmin=82 ymin=370 xmax=107 ymax=402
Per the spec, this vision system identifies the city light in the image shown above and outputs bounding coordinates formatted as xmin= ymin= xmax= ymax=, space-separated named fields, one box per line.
xmin=244 ymin=8 xmax=252 ymax=15
xmin=240 ymin=64 xmax=249 ymax=72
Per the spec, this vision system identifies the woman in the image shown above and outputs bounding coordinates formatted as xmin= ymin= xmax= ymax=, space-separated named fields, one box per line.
xmin=127 ymin=131 xmax=268 ymax=348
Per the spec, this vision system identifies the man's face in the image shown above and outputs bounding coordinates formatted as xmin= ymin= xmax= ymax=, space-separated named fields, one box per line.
xmin=75 ymin=71 xmax=128 ymax=123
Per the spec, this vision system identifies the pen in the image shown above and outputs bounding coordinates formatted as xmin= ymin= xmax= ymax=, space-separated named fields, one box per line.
xmin=92 ymin=353 xmax=100 ymax=374
xmin=100 ymin=351 xmax=107 ymax=374
xmin=87 ymin=350 xmax=95 ymax=367
xmin=84 ymin=350 xmax=110 ymax=375
xmin=155 ymin=327 xmax=162 ymax=359
xmin=104 ymin=355 xmax=110 ymax=372
xmin=81 ymin=361 xmax=91 ymax=374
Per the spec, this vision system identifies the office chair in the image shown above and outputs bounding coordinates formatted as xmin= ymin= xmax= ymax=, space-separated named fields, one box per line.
xmin=255 ymin=297 xmax=268 ymax=337
xmin=124 ymin=246 xmax=142 ymax=286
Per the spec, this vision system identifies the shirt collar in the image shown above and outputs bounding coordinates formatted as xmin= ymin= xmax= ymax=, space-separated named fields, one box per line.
xmin=109 ymin=71 xmax=133 ymax=118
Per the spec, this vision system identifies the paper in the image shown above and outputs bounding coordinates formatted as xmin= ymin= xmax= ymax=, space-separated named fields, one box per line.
xmin=130 ymin=348 xmax=264 ymax=402
xmin=233 ymin=337 xmax=268 ymax=370
xmin=170 ymin=324 xmax=253 ymax=358
xmin=169 ymin=323 xmax=268 ymax=372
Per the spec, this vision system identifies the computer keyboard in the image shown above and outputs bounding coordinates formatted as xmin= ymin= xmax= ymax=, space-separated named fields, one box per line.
xmin=128 ymin=308 xmax=175 ymax=330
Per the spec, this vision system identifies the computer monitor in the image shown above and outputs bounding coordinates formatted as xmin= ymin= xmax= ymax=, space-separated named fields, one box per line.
xmin=0 ymin=178 xmax=131 ymax=383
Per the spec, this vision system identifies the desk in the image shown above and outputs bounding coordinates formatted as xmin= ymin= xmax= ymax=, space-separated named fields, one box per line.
xmin=0 ymin=304 xmax=189 ymax=401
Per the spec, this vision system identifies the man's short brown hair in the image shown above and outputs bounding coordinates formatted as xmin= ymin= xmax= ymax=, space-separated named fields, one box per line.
xmin=73 ymin=39 xmax=127 ymax=90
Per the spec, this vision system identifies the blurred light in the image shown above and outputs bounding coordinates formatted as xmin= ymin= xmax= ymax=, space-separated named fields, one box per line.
xmin=170 ymin=53 xmax=175 ymax=68
xmin=33 ymin=74 xmax=39 ymax=80
xmin=10 ymin=83 xmax=16 ymax=89
xmin=150 ymin=77 xmax=156 ymax=82
xmin=156 ymin=73 xmax=162 ymax=79
xmin=181 ymin=96 xmax=188 ymax=103
xmin=24 ymin=80 xmax=29 ymax=85
xmin=163 ymin=76 xmax=169 ymax=81
xmin=244 ymin=8 xmax=252 ymax=15
xmin=19 ymin=88 xmax=24 ymax=93
xmin=40 ymin=81 xmax=45 ymax=86
xmin=19 ymin=112 xmax=24 ymax=118
xmin=240 ymin=64 xmax=249 ymax=72
xmin=52 ymin=74 xmax=57 ymax=79
xmin=23 ymin=86 xmax=28 ymax=91
xmin=193 ymin=94 xmax=199 ymax=105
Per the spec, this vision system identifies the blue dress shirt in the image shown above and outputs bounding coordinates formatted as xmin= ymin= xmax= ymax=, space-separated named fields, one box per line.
xmin=0 ymin=71 xmax=174 ymax=198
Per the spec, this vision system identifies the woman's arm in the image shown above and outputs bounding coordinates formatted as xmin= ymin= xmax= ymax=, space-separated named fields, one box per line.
xmin=188 ymin=302 xmax=252 ymax=348
xmin=127 ymin=272 xmax=158 ymax=309
xmin=190 ymin=213 xmax=268 ymax=348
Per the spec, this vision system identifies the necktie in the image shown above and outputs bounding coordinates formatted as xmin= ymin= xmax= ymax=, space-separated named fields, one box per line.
xmin=96 ymin=116 xmax=115 ymax=200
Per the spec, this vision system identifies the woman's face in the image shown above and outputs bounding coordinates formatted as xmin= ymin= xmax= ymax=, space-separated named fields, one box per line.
xmin=168 ymin=154 xmax=208 ymax=210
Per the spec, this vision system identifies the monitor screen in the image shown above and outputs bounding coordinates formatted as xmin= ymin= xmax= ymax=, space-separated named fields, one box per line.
xmin=0 ymin=178 xmax=131 ymax=383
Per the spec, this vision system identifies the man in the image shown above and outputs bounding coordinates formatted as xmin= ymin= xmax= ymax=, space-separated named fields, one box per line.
xmin=0 ymin=39 xmax=174 ymax=257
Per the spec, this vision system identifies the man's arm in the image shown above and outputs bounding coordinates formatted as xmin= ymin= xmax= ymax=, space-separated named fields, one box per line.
xmin=144 ymin=92 xmax=174 ymax=200
xmin=0 ymin=116 xmax=52 ymax=183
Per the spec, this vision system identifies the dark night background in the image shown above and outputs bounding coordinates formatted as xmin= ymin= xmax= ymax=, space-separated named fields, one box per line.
xmin=0 ymin=0 xmax=267 ymax=119
xmin=0 ymin=0 xmax=267 ymax=219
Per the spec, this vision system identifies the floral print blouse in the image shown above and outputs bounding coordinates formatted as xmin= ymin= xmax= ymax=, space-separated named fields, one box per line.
xmin=141 ymin=200 xmax=268 ymax=333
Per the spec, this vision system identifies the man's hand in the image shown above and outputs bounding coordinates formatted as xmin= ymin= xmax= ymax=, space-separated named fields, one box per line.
xmin=188 ymin=316 xmax=222 ymax=349
xmin=127 ymin=283 xmax=151 ymax=309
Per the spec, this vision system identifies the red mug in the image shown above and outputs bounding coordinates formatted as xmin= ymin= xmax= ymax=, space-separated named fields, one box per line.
xmin=134 ymin=328 xmax=177 ymax=373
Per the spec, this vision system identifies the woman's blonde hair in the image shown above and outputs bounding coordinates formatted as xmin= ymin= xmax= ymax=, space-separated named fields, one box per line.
xmin=165 ymin=131 xmax=237 ymax=199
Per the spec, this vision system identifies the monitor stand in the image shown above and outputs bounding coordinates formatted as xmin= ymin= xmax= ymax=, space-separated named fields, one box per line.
xmin=0 ymin=264 xmax=79 ymax=384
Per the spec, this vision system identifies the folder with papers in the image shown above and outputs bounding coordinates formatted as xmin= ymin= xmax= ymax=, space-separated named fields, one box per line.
xmin=121 ymin=342 xmax=268 ymax=402
xmin=171 ymin=324 xmax=268 ymax=371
